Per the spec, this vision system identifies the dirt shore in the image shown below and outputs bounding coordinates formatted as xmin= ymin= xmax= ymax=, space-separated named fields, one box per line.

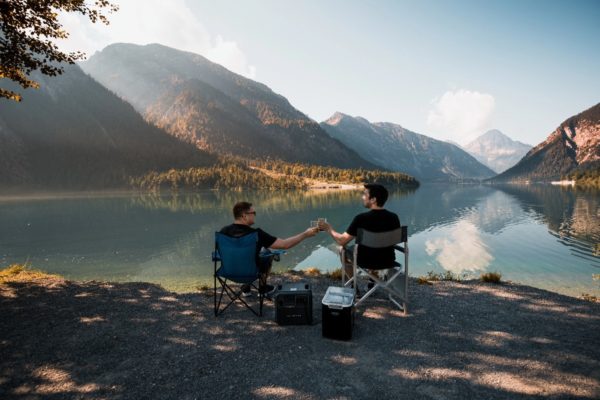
xmin=1 ymin=271 xmax=599 ymax=400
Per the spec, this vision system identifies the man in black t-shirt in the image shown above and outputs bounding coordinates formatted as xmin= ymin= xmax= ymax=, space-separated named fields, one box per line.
xmin=220 ymin=201 xmax=318 ymax=295
xmin=319 ymin=184 xmax=400 ymax=278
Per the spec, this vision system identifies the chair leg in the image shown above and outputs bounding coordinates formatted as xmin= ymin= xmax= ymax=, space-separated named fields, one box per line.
xmin=214 ymin=277 xmax=263 ymax=317
xmin=353 ymin=267 xmax=407 ymax=313
xmin=214 ymin=273 xmax=218 ymax=316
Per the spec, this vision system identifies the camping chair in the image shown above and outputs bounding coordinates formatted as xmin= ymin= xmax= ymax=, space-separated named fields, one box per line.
xmin=213 ymin=232 xmax=264 ymax=317
xmin=341 ymin=226 xmax=409 ymax=314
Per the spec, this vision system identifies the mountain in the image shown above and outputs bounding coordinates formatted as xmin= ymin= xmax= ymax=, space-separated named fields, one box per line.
xmin=464 ymin=130 xmax=532 ymax=173
xmin=81 ymin=43 xmax=376 ymax=169
xmin=493 ymin=103 xmax=600 ymax=182
xmin=0 ymin=64 xmax=215 ymax=190
xmin=320 ymin=113 xmax=496 ymax=181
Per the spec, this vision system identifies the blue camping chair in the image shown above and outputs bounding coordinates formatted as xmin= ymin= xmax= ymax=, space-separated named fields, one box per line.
xmin=213 ymin=232 xmax=283 ymax=317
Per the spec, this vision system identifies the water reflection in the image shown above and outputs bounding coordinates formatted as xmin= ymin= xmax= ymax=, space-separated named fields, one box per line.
xmin=467 ymin=190 xmax=527 ymax=234
xmin=494 ymin=185 xmax=600 ymax=267
xmin=0 ymin=184 xmax=598 ymax=297
xmin=131 ymin=189 xmax=416 ymax=214
xmin=425 ymin=220 xmax=494 ymax=273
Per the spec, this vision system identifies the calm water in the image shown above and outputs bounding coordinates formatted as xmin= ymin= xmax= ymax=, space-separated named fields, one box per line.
xmin=1 ymin=184 xmax=599 ymax=297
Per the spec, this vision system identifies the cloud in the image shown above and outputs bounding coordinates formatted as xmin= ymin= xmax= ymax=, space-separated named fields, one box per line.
xmin=206 ymin=36 xmax=257 ymax=79
xmin=56 ymin=0 xmax=256 ymax=78
xmin=425 ymin=220 xmax=494 ymax=274
xmin=427 ymin=89 xmax=495 ymax=144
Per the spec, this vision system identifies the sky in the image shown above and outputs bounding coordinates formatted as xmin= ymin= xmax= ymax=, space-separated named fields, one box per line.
xmin=58 ymin=0 xmax=600 ymax=146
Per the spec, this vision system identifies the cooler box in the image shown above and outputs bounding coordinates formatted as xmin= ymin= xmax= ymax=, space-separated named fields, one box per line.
xmin=322 ymin=286 xmax=355 ymax=340
xmin=275 ymin=282 xmax=313 ymax=325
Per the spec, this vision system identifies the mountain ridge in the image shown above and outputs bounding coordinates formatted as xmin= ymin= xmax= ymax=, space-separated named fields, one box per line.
xmin=81 ymin=43 xmax=377 ymax=169
xmin=464 ymin=129 xmax=532 ymax=173
xmin=492 ymin=102 xmax=600 ymax=182
xmin=0 ymin=64 xmax=215 ymax=189
xmin=321 ymin=113 xmax=496 ymax=181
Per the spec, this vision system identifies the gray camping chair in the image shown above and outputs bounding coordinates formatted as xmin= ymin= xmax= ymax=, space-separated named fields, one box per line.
xmin=340 ymin=226 xmax=408 ymax=314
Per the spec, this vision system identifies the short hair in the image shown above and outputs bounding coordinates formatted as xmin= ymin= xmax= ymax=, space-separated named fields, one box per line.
xmin=364 ymin=183 xmax=388 ymax=207
xmin=233 ymin=201 xmax=252 ymax=219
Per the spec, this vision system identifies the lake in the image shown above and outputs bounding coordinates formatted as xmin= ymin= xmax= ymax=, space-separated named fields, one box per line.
xmin=1 ymin=184 xmax=599 ymax=298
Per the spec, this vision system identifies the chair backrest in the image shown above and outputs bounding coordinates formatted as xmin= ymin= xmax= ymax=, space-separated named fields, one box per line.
xmin=215 ymin=232 xmax=259 ymax=282
xmin=356 ymin=226 xmax=407 ymax=248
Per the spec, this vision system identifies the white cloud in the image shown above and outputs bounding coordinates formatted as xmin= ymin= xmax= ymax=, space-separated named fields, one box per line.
xmin=206 ymin=36 xmax=257 ymax=79
xmin=427 ymin=89 xmax=495 ymax=144
xmin=56 ymin=0 xmax=256 ymax=78
xmin=425 ymin=220 xmax=493 ymax=274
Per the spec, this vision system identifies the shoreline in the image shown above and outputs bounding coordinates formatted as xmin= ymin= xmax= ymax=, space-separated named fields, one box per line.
xmin=1 ymin=270 xmax=599 ymax=399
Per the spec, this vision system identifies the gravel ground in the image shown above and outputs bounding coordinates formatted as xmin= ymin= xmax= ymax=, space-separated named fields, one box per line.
xmin=1 ymin=271 xmax=599 ymax=400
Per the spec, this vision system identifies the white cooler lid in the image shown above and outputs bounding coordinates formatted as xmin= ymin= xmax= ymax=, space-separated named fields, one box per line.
xmin=322 ymin=286 xmax=354 ymax=307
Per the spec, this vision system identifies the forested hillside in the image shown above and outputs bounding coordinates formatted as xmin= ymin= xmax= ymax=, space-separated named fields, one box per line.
xmin=129 ymin=158 xmax=419 ymax=192
xmin=0 ymin=65 xmax=215 ymax=190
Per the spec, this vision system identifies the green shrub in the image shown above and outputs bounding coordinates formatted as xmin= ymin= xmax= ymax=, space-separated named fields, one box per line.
xmin=481 ymin=272 xmax=502 ymax=283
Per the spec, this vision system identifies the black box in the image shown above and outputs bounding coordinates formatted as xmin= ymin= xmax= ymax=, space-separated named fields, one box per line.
xmin=275 ymin=282 xmax=313 ymax=325
xmin=322 ymin=286 xmax=354 ymax=340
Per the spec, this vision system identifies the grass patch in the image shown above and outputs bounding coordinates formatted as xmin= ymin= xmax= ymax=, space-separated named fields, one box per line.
xmin=581 ymin=293 xmax=599 ymax=303
xmin=419 ymin=270 xmax=463 ymax=283
xmin=480 ymin=272 xmax=502 ymax=283
xmin=196 ymin=283 xmax=212 ymax=291
xmin=323 ymin=268 xmax=343 ymax=280
xmin=0 ymin=264 xmax=60 ymax=283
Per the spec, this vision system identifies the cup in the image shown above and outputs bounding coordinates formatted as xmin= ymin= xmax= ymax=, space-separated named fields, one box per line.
xmin=317 ymin=218 xmax=327 ymax=231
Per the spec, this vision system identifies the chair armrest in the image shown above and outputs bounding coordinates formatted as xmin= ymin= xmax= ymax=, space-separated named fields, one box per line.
xmin=211 ymin=251 xmax=221 ymax=262
xmin=261 ymin=249 xmax=286 ymax=262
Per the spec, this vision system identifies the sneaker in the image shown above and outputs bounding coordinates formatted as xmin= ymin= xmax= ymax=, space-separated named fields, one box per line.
xmin=241 ymin=284 xmax=252 ymax=297
xmin=258 ymin=284 xmax=275 ymax=295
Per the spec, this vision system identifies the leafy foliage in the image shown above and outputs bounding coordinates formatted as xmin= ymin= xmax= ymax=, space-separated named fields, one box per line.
xmin=0 ymin=0 xmax=118 ymax=101
xmin=567 ymin=165 xmax=600 ymax=188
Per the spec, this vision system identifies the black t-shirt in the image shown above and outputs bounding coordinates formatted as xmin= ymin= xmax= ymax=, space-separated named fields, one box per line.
xmin=346 ymin=209 xmax=401 ymax=268
xmin=219 ymin=224 xmax=277 ymax=252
